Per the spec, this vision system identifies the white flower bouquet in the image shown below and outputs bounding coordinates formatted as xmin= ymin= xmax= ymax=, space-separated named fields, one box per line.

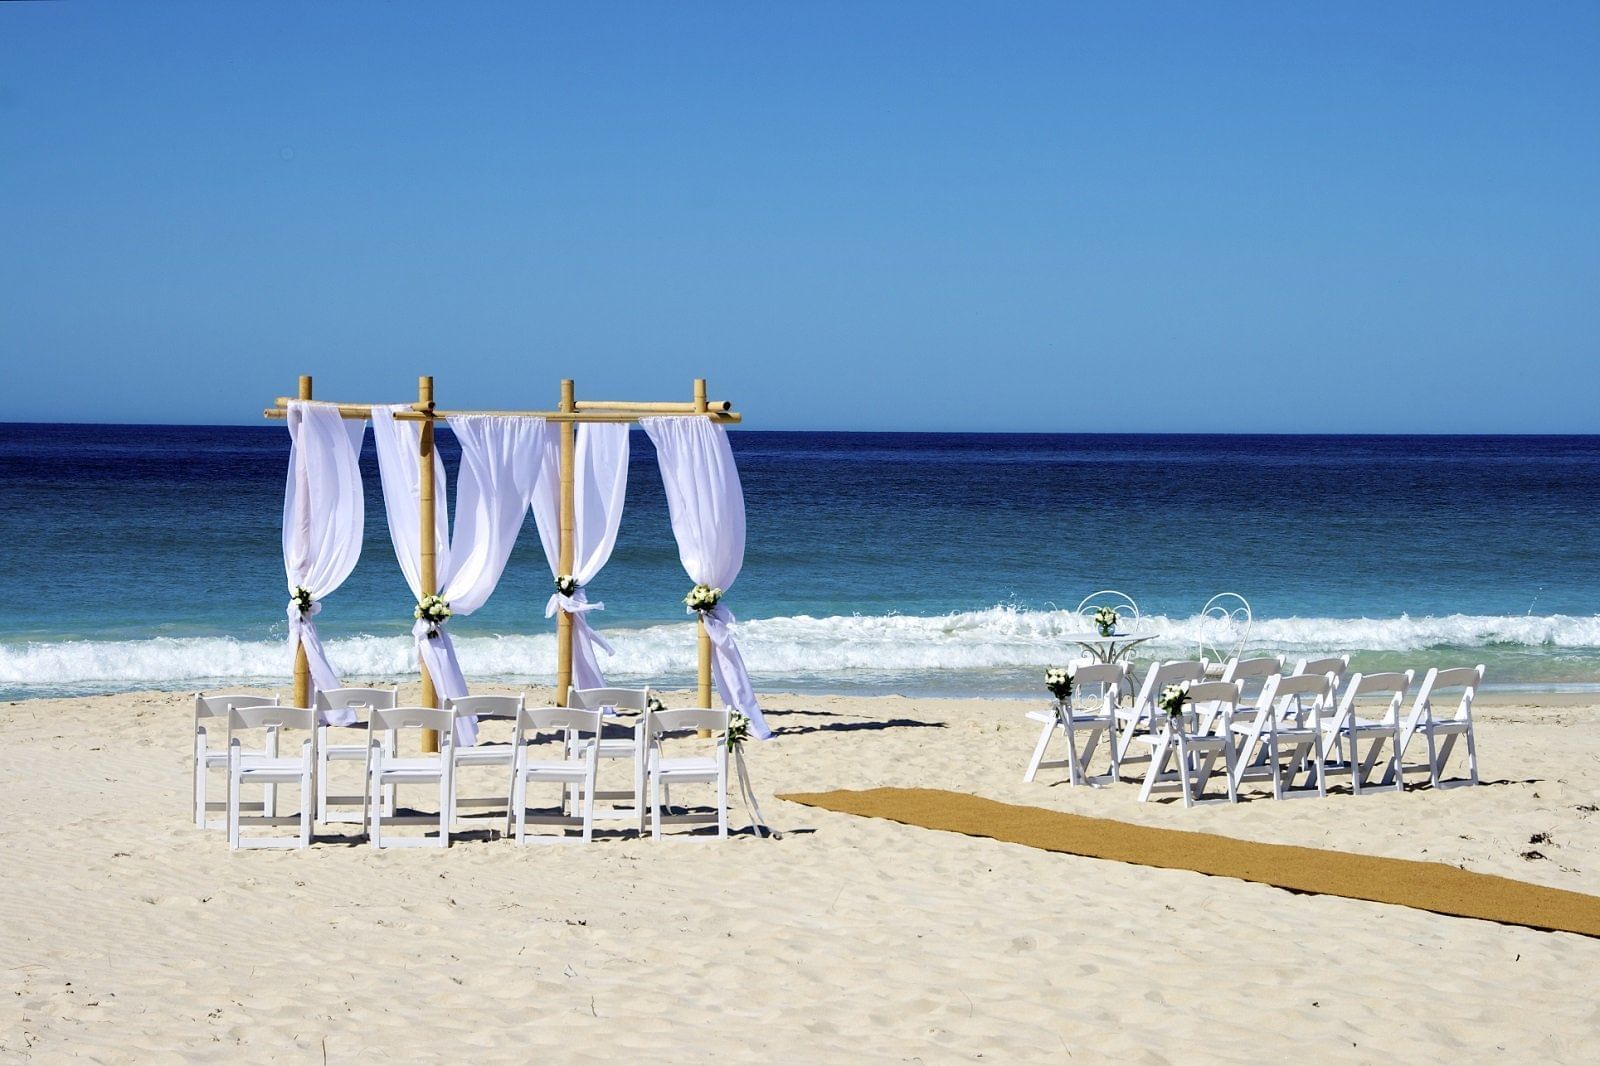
xmin=1045 ymin=667 xmax=1074 ymax=702
xmin=414 ymin=594 xmax=452 ymax=637
xmin=288 ymin=586 xmax=314 ymax=615
xmin=725 ymin=710 xmax=751 ymax=749
xmin=1092 ymin=606 xmax=1119 ymax=637
xmin=1158 ymin=683 xmax=1190 ymax=726
xmin=684 ymin=584 xmax=723 ymax=613
xmin=554 ymin=574 xmax=579 ymax=597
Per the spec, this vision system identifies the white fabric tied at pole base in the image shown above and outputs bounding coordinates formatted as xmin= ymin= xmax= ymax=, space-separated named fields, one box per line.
xmin=372 ymin=407 xmax=548 ymax=746
xmin=641 ymin=416 xmax=772 ymax=740
xmin=532 ymin=423 xmax=630 ymax=692
xmin=282 ymin=402 xmax=366 ymax=719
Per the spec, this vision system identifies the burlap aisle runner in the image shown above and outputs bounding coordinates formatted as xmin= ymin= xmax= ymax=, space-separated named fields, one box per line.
xmin=779 ymin=787 xmax=1600 ymax=939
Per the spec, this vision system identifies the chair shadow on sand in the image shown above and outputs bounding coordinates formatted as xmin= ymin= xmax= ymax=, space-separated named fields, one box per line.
xmin=771 ymin=710 xmax=947 ymax=738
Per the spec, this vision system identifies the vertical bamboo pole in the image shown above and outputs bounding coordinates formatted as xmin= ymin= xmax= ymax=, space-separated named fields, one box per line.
xmin=418 ymin=375 xmax=440 ymax=753
xmin=694 ymin=378 xmax=714 ymax=711
xmin=291 ymin=375 xmax=313 ymax=709
xmin=555 ymin=379 xmax=577 ymax=707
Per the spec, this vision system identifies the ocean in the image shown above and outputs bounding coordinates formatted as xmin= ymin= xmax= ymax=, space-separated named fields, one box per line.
xmin=3 ymin=425 xmax=1597 ymax=701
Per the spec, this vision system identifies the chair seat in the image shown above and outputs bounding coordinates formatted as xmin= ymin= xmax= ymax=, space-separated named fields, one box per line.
xmin=521 ymin=759 xmax=589 ymax=777
xmin=454 ymin=745 xmax=514 ymax=766
xmin=579 ymin=738 xmax=639 ymax=759
xmin=323 ymin=742 xmax=368 ymax=761
xmin=654 ymin=757 xmax=720 ymax=777
xmin=375 ymin=758 xmax=447 ymax=783
xmin=236 ymin=757 xmax=310 ymax=782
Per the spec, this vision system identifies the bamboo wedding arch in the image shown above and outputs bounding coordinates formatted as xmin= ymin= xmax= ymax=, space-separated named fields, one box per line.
xmin=265 ymin=374 xmax=742 ymax=749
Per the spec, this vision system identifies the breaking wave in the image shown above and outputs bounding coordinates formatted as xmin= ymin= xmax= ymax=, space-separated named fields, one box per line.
xmin=3 ymin=607 xmax=1598 ymax=697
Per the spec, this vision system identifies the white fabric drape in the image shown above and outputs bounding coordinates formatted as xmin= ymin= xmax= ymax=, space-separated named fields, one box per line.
xmin=282 ymin=402 xmax=366 ymax=721
xmin=640 ymin=416 xmax=771 ymax=740
xmin=531 ymin=423 xmax=630 ymax=691
xmin=371 ymin=406 xmax=547 ymax=745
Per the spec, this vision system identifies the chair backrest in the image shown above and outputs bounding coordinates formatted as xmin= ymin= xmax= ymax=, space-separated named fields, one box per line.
xmin=517 ymin=706 xmax=603 ymax=739
xmin=196 ymin=693 xmax=278 ymax=722
xmin=1075 ymin=590 xmax=1140 ymax=630
xmin=1184 ymin=680 xmax=1241 ymax=713
xmin=1197 ymin=593 xmax=1253 ymax=665
xmin=447 ymin=694 xmax=524 ymax=721
xmin=315 ymin=687 xmax=399 ymax=713
xmin=1413 ymin=665 xmax=1486 ymax=721
xmin=566 ymin=687 xmax=650 ymax=713
xmin=1070 ymin=662 xmax=1130 ymax=709
xmin=1335 ymin=670 xmax=1413 ymax=725
xmin=1136 ymin=659 xmax=1209 ymax=705
xmin=370 ymin=706 xmax=456 ymax=741
xmin=228 ymin=705 xmax=317 ymax=734
xmin=1262 ymin=671 xmax=1338 ymax=726
xmin=1220 ymin=655 xmax=1283 ymax=702
xmin=648 ymin=707 xmax=731 ymax=738
xmin=1291 ymin=655 xmax=1349 ymax=679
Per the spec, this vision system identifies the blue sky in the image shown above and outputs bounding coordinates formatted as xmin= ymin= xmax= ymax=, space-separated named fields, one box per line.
xmin=2 ymin=2 xmax=1596 ymax=431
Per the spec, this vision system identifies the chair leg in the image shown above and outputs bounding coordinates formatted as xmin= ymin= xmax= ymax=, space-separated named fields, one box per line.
xmin=1023 ymin=720 xmax=1054 ymax=783
xmin=1426 ymin=727 xmax=1442 ymax=789
xmin=227 ymin=771 xmax=241 ymax=850
xmin=368 ymin=769 xmax=383 ymax=850
xmin=299 ymin=769 xmax=313 ymax=849
xmin=194 ymin=737 xmax=207 ymax=828
xmin=582 ymin=770 xmax=597 ymax=844
xmin=514 ymin=771 xmax=527 ymax=845
xmin=651 ymin=771 xmax=663 ymax=841
xmin=1177 ymin=739 xmax=1196 ymax=809
xmin=717 ymin=767 xmax=729 ymax=839
xmin=1465 ymin=724 xmax=1479 ymax=786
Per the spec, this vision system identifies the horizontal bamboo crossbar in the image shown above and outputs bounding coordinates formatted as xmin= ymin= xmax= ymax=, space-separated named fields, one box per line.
xmin=574 ymin=399 xmax=732 ymax=413
xmin=264 ymin=405 xmax=740 ymax=424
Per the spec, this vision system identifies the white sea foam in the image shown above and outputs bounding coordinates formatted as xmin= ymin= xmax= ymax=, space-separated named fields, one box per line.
xmin=3 ymin=607 xmax=1598 ymax=696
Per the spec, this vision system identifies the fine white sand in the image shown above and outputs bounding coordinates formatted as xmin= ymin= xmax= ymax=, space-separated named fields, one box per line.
xmin=3 ymin=686 xmax=1598 ymax=1062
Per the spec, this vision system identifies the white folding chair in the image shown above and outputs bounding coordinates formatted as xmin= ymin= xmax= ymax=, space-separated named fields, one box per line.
xmin=192 ymin=692 xmax=278 ymax=829
xmin=226 ymin=704 xmax=316 ymax=850
xmin=1291 ymin=655 xmax=1350 ymax=700
xmin=565 ymin=686 xmax=652 ymax=828
xmin=644 ymin=708 xmax=730 ymax=840
xmin=1115 ymin=660 xmax=1209 ymax=771
xmin=315 ymin=687 xmax=398 ymax=824
xmin=507 ymin=706 xmax=602 ymax=845
xmin=1396 ymin=665 xmax=1484 ymax=789
xmin=446 ymin=694 xmax=524 ymax=836
xmin=1135 ymin=681 xmax=1240 ymax=807
xmin=1023 ymin=662 xmax=1130 ymax=786
xmin=1229 ymin=672 xmax=1336 ymax=799
xmin=366 ymin=706 xmax=455 ymax=849
xmin=1321 ymin=671 xmax=1411 ymax=795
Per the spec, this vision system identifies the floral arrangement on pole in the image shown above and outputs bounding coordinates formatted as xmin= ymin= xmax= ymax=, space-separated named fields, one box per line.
xmin=725 ymin=710 xmax=751 ymax=750
xmin=414 ymin=594 xmax=452 ymax=638
xmin=554 ymin=574 xmax=579 ymax=597
xmin=1092 ymin=606 xmax=1119 ymax=637
xmin=684 ymin=584 xmax=723 ymax=614
xmin=1045 ymin=667 xmax=1074 ymax=703
xmin=289 ymin=586 xmax=314 ymax=615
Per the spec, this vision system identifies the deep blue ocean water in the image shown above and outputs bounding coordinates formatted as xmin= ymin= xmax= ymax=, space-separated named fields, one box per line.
xmin=3 ymin=425 xmax=1597 ymax=699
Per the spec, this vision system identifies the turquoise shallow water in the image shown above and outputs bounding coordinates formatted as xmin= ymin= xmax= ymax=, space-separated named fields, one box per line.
xmin=3 ymin=425 xmax=1597 ymax=699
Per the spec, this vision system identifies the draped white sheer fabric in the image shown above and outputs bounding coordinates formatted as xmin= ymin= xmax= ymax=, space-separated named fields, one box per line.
xmin=371 ymin=407 xmax=547 ymax=744
xmin=640 ymin=416 xmax=771 ymax=739
xmin=282 ymin=402 xmax=366 ymax=722
xmin=531 ymin=423 xmax=629 ymax=690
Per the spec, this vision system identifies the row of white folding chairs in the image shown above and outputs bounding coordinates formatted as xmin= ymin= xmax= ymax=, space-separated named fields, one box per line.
xmin=192 ymin=688 xmax=732 ymax=849
xmin=1024 ymin=659 xmax=1483 ymax=806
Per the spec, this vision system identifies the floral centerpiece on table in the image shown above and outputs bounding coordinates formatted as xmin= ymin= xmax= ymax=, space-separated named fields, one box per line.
xmin=1092 ymin=606 xmax=1119 ymax=638
xmin=289 ymin=585 xmax=314 ymax=615
xmin=725 ymin=710 xmax=751 ymax=750
xmin=1045 ymin=667 xmax=1074 ymax=703
xmin=1158 ymin=683 xmax=1190 ymax=730
xmin=414 ymin=594 xmax=452 ymax=638
xmin=554 ymin=574 xmax=579 ymax=597
xmin=684 ymin=584 xmax=723 ymax=614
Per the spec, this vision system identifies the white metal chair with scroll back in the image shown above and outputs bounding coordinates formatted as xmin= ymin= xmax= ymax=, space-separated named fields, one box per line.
xmin=1197 ymin=593 xmax=1253 ymax=677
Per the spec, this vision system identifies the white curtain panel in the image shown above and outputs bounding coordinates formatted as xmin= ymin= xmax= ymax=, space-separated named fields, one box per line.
xmin=640 ymin=416 xmax=771 ymax=740
xmin=282 ymin=401 xmax=366 ymax=719
xmin=531 ymin=423 xmax=629 ymax=691
xmin=371 ymin=406 xmax=547 ymax=744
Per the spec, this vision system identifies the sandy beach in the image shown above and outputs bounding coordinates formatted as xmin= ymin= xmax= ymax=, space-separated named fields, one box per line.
xmin=3 ymin=686 xmax=1598 ymax=1062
